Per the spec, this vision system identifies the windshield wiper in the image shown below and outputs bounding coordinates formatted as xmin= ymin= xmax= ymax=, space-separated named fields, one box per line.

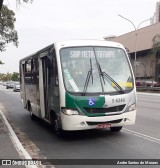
xmin=98 ymin=63 xmax=124 ymax=94
xmin=82 ymin=58 xmax=93 ymax=96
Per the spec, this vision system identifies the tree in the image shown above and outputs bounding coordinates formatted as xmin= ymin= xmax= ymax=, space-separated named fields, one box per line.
xmin=11 ymin=72 xmax=19 ymax=81
xmin=0 ymin=0 xmax=33 ymax=52
xmin=152 ymin=34 xmax=160 ymax=82
xmin=0 ymin=5 xmax=18 ymax=52
xmin=0 ymin=60 xmax=4 ymax=64
xmin=3 ymin=72 xmax=12 ymax=81
xmin=152 ymin=34 xmax=160 ymax=55
xmin=0 ymin=0 xmax=33 ymax=66
xmin=16 ymin=0 xmax=33 ymax=5
xmin=0 ymin=0 xmax=33 ymax=11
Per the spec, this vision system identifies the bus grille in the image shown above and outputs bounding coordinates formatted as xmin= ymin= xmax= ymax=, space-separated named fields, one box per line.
xmin=84 ymin=104 xmax=125 ymax=114
xmin=86 ymin=119 xmax=123 ymax=125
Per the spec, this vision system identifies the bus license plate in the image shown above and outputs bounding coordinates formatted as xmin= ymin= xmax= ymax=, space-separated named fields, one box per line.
xmin=97 ymin=123 xmax=111 ymax=129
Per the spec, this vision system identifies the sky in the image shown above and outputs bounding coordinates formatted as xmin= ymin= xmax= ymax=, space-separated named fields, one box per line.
xmin=0 ymin=0 xmax=159 ymax=74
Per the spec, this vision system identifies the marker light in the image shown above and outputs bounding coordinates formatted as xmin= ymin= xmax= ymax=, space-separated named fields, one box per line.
xmin=128 ymin=104 xmax=136 ymax=111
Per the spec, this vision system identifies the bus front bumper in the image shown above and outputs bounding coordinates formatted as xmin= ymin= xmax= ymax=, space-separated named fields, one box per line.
xmin=61 ymin=110 xmax=136 ymax=131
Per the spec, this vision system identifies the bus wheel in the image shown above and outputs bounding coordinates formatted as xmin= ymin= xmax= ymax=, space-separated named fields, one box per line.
xmin=50 ymin=112 xmax=64 ymax=137
xmin=54 ymin=119 xmax=64 ymax=136
xmin=110 ymin=126 xmax=122 ymax=132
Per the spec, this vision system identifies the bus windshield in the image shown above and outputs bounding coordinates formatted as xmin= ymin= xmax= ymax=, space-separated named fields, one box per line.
xmin=60 ymin=47 xmax=133 ymax=94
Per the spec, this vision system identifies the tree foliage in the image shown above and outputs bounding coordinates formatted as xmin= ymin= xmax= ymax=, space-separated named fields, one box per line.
xmin=16 ymin=0 xmax=33 ymax=5
xmin=0 ymin=0 xmax=33 ymax=11
xmin=0 ymin=5 xmax=18 ymax=52
xmin=0 ymin=0 xmax=33 ymax=52
xmin=0 ymin=73 xmax=12 ymax=81
xmin=11 ymin=72 xmax=19 ymax=81
xmin=151 ymin=34 xmax=160 ymax=82
xmin=0 ymin=72 xmax=19 ymax=81
xmin=0 ymin=60 xmax=4 ymax=64
xmin=152 ymin=34 xmax=160 ymax=56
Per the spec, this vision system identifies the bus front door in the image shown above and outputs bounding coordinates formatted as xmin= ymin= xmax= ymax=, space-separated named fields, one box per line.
xmin=20 ymin=62 xmax=26 ymax=108
xmin=39 ymin=55 xmax=49 ymax=119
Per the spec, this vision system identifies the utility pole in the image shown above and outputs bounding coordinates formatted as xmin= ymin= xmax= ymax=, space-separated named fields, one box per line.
xmin=118 ymin=14 xmax=150 ymax=80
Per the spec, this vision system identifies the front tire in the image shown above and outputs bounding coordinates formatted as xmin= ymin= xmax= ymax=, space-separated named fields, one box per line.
xmin=54 ymin=119 xmax=64 ymax=137
xmin=110 ymin=126 xmax=123 ymax=132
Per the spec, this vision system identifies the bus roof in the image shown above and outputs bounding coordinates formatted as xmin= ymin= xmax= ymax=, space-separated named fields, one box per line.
xmin=55 ymin=39 xmax=124 ymax=49
xmin=20 ymin=39 xmax=125 ymax=62
xmin=19 ymin=43 xmax=54 ymax=62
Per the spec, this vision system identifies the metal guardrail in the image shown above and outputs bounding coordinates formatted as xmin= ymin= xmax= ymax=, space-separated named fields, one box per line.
xmin=136 ymin=86 xmax=160 ymax=92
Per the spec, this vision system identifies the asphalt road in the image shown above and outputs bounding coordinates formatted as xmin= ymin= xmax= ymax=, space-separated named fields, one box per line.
xmin=0 ymin=85 xmax=160 ymax=168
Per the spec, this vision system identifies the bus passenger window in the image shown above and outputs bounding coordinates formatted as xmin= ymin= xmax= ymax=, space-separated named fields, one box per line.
xmin=26 ymin=60 xmax=31 ymax=72
xmin=25 ymin=60 xmax=32 ymax=85
xmin=32 ymin=57 xmax=39 ymax=72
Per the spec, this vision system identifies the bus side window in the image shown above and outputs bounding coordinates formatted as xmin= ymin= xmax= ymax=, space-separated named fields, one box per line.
xmin=32 ymin=57 xmax=39 ymax=87
xmin=25 ymin=59 xmax=32 ymax=85
xmin=53 ymin=57 xmax=58 ymax=86
xmin=50 ymin=49 xmax=58 ymax=87
xmin=51 ymin=50 xmax=59 ymax=97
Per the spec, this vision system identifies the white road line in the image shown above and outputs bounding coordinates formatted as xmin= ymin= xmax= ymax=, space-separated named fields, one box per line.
xmin=123 ymin=128 xmax=160 ymax=145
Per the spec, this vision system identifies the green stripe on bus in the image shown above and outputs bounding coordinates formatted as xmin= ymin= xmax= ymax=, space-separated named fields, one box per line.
xmin=65 ymin=92 xmax=106 ymax=116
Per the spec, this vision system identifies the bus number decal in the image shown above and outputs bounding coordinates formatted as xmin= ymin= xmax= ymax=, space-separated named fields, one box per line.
xmin=112 ymin=98 xmax=125 ymax=103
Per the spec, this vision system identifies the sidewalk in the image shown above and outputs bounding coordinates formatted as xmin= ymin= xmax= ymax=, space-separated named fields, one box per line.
xmin=0 ymin=109 xmax=37 ymax=168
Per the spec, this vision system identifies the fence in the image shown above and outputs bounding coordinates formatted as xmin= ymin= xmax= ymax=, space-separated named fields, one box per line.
xmin=136 ymin=86 xmax=160 ymax=92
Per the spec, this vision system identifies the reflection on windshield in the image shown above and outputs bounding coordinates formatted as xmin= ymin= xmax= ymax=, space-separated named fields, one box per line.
xmin=98 ymin=62 xmax=124 ymax=93
xmin=83 ymin=58 xmax=94 ymax=95
xmin=60 ymin=47 xmax=133 ymax=94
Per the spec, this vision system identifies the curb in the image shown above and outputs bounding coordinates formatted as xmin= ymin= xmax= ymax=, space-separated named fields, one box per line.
xmin=0 ymin=110 xmax=38 ymax=168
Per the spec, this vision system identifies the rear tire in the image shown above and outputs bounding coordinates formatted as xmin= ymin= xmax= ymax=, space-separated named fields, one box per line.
xmin=110 ymin=126 xmax=122 ymax=132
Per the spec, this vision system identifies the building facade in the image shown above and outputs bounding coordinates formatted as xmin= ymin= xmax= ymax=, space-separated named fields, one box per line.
xmin=105 ymin=22 xmax=160 ymax=82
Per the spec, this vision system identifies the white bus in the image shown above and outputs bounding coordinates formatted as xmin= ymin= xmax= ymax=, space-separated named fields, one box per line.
xmin=20 ymin=40 xmax=136 ymax=135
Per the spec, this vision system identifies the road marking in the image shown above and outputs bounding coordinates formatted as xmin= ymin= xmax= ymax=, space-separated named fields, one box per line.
xmin=123 ymin=128 xmax=160 ymax=145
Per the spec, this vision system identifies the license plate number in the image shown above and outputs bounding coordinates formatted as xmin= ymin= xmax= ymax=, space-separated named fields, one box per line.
xmin=97 ymin=123 xmax=111 ymax=129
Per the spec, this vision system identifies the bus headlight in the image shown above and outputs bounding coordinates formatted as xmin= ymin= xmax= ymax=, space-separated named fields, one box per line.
xmin=61 ymin=108 xmax=79 ymax=115
xmin=128 ymin=104 xmax=136 ymax=111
